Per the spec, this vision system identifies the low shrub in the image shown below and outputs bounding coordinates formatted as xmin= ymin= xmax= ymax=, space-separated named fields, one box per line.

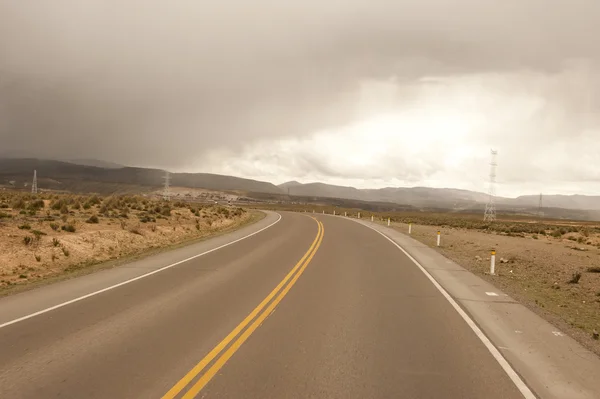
xmin=61 ymin=224 xmax=76 ymax=233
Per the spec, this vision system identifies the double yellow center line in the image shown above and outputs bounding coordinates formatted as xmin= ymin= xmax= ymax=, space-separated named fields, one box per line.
xmin=162 ymin=218 xmax=324 ymax=399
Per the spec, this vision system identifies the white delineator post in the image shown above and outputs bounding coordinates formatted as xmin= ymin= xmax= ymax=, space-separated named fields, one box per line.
xmin=344 ymin=211 xmax=347 ymax=217
xmin=333 ymin=210 xmax=336 ymax=216
xmin=437 ymin=231 xmax=441 ymax=247
xmin=358 ymin=212 xmax=361 ymax=219
xmin=490 ymin=250 xmax=496 ymax=275
xmin=387 ymin=218 xmax=390 ymax=226
xmin=322 ymin=210 xmax=325 ymax=214
xmin=371 ymin=215 xmax=374 ymax=222
xmin=409 ymin=223 xmax=412 ymax=234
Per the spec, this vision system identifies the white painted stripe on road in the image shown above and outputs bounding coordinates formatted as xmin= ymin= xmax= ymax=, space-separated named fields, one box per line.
xmin=358 ymin=222 xmax=537 ymax=399
xmin=486 ymin=292 xmax=499 ymax=296
xmin=0 ymin=213 xmax=282 ymax=330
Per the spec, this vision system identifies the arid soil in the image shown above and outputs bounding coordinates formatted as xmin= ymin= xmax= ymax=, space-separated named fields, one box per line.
xmin=0 ymin=191 xmax=258 ymax=291
xmin=386 ymin=220 xmax=600 ymax=355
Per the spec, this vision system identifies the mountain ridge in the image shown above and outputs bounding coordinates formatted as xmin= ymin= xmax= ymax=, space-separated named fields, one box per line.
xmin=1 ymin=158 xmax=598 ymax=212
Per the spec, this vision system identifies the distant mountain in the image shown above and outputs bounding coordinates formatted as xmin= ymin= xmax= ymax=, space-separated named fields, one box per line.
xmin=0 ymin=158 xmax=284 ymax=195
xmin=511 ymin=194 xmax=600 ymax=211
xmin=278 ymin=181 xmax=303 ymax=189
xmin=67 ymin=159 xmax=125 ymax=169
xmin=1 ymin=157 xmax=598 ymax=214
xmin=278 ymin=181 xmax=600 ymax=212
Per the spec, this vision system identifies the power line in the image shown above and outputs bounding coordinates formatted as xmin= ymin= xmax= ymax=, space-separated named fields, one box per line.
xmin=31 ymin=170 xmax=38 ymax=194
xmin=483 ymin=149 xmax=497 ymax=222
xmin=162 ymin=171 xmax=170 ymax=201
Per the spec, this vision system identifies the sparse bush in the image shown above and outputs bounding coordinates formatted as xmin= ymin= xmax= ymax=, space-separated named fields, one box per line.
xmin=61 ymin=246 xmax=70 ymax=257
xmin=72 ymin=201 xmax=81 ymax=210
xmin=50 ymin=199 xmax=66 ymax=210
xmin=19 ymin=274 xmax=27 ymax=279
xmin=49 ymin=222 xmax=59 ymax=231
xmin=28 ymin=199 xmax=45 ymax=210
xmin=88 ymin=195 xmax=101 ymax=206
xmin=577 ymin=236 xmax=584 ymax=244
xmin=35 ymin=254 xmax=41 ymax=262
xmin=532 ymin=235 xmax=538 ymax=240
xmin=0 ymin=203 xmax=8 ymax=208
xmin=150 ymin=224 xmax=157 ymax=232
xmin=582 ymin=228 xmax=590 ymax=237
xmin=61 ymin=214 xmax=68 ymax=222
xmin=551 ymin=229 xmax=563 ymax=238
xmin=86 ymin=215 xmax=99 ymax=224
xmin=31 ymin=230 xmax=46 ymax=240
xmin=61 ymin=224 xmax=76 ymax=233
xmin=60 ymin=204 xmax=69 ymax=214
xmin=23 ymin=236 xmax=33 ymax=245
xmin=52 ymin=238 xmax=60 ymax=247
xmin=51 ymin=253 xmax=57 ymax=262
xmin=11 ymin=198 xmax=26 ymax=209
xmin=0 ymin=211 xmax=10 ymax=219
xmin=18 ymin=223 xmax=31 ymax=230
xmin=568 ymin=272 xmax=582 ymax=284
xmin=83 ymin=202 xmax=91 ymax=210
xmin=161 ymin=207 xmax=171 ymax=216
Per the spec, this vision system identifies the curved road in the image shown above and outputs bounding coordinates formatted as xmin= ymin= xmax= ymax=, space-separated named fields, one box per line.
xmin=0 ymin=211 xmax=525 ymax=398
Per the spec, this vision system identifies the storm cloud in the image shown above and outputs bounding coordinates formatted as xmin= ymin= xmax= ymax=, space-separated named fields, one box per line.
xmin=1 ymin=1 xmax=599 ymax=195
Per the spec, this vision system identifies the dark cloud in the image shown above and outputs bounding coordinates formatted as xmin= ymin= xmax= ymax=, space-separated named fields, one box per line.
xmin=1 ymin=0 xmax=599 ymax=180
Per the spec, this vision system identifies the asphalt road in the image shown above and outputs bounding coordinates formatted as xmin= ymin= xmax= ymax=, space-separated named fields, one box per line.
xmin=0 ymin=212 xmax=525 ymax=398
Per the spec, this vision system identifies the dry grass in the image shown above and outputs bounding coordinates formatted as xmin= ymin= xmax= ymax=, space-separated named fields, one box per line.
xmin=0 ymin=191 xmax=253 ymax=291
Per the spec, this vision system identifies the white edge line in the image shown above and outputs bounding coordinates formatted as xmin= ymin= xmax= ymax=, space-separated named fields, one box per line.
xmin=355 ymin=220 xmax=537 ymax=399
xmin=0 ymin=212 xmax=282 ymax=330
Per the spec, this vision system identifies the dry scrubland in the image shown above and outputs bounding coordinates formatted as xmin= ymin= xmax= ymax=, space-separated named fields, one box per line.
xmin=257 ymin=204 xmax=600 ymax=355
xmin=0 ymin=191 xmax=257 ymax=292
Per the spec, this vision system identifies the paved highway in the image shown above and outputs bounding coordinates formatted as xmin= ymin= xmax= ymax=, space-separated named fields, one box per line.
xmin=0 ymin=211 xmax=527 ymax=398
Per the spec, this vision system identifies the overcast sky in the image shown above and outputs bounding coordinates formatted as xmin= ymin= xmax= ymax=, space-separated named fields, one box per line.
xmin=1 ymin=1 xmax=599 ymax=197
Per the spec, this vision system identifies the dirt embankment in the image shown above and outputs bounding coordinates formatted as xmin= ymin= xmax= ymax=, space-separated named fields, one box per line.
xmin=0 ymin=192 xmax=260 ymax=292
xmin=386 ymin=220 xmax=600 ymax=356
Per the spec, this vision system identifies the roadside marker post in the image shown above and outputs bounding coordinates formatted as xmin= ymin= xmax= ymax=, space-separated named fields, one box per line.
xmin=344 ymin=212 xmax=347 ymax=217
xmin=437 ymin=231 xmax=441 ymax=247
xmin=490 ymin=250 xmax=496 ymax=275
xmin=371 ymin=215 xmax=374 ymax=222
xmin=333 ymin=210 xmax=336 ymax=216
xmin=358 ymin=212 xmax=361 ymax=219
xmin=387 ymin=218 xmax=390 ymax=226
xmin=322 ymin=210 xmax=325 ymax=214
xmin=409 ymin=223 xmax=412 ymax=234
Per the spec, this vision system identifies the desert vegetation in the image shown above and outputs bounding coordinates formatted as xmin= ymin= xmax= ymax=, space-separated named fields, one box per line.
xmin=0 ymin=190 xmax=256 ymax=291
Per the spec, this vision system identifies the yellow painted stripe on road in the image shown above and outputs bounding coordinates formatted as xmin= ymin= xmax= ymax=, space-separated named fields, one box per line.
xmin=181 ymin=220 xmax=324 ymax=398
xmin=162 ymin=218 xmax=323 ymax=399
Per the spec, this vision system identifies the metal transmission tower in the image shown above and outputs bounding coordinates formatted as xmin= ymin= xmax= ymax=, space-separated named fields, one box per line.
xmin=483 ymin=150 xmax=498 ymax=222
xmin=31 ymin=170 xmax=38 ymax=194
xmin=538 ymin=193 xmax=543 ymax=218
xmin=162 ymin=171 xmax=171 ymax=201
